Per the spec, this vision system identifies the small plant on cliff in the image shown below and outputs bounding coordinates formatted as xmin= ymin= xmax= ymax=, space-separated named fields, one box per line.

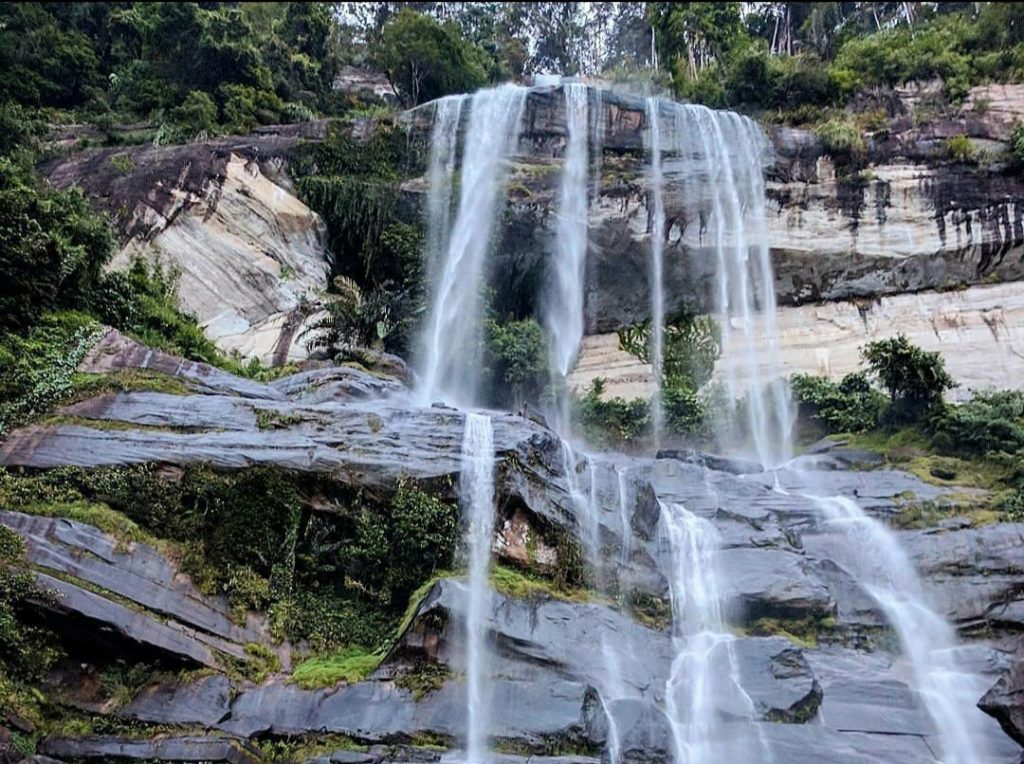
xmin=815 ymin=118 xmax=866 ymax=165
xmin=945 ymin=134 xmax=975 ymax=163
xmin=1010 ymin=121 xmax=1024 ymax=167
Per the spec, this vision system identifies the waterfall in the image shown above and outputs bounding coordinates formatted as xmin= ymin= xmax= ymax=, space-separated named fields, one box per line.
xmin=645 ymin=98 xmax=667 ymax=443
xmin=545 ymin=83 xmax=590 ymax=381
xmin=809 ymin=494 xmax=991 ymax=764
xmin=461 ymin=412 xmax=496 ymax=763
xmin=641 ymin=100 xmax=792 ymax=464
xmin=423 ymin=95 xmax=466 ymax=284
xmin=661 ymin=502 xmax=751 ymax=764
xmin=417 ymin=85 xmax=527 ymax=407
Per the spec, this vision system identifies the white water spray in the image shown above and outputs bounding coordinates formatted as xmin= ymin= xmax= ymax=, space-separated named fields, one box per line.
xmin=461 ymin=412 xmax=496 ymax=764
xmin=418 ymin=85 xmax=527 ymax=407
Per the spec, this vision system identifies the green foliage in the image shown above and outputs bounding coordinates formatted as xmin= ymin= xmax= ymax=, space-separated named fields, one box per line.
xmin=394 ymin=661 xmax=450 ymax=701
xmin=571 ymin=378 xmax=650 ymax=449
xmin=945 ymin=134 xmax=975 ymax=163
xmin=1010 ymin=122 xmax=1024 ymax=166
xmin=862 ymin=334 xmax=957 ymax=423
xmin=490 ymin=565 xmax=591 ymax=604
xmin=168 ymin=90 xmax=219 ymax=142
xmin=343 ymin=478 xmax=459 ymax=608
xmin=928 ymin=391 xmax=1024 ymax=457
xmin=291 ymin=646 xmax=381 ymax=689
xmin=370 ymin=8 xmax=489 ymax=106
xmin=615 ymin=313 xmax=721 ymax=438
xmin=0 ymin=312 xmax=104 ymax=435
xmin=0 ymin=525 xmax=60 ymax=679
xmin=618 ymin=314 xmax=721 ymax=392
xmin=791 ymin=372 xmax=886 ymax=434
xmin=96 ymin=258 xmax=231 ymax=368
xmin=815 ymin=118 xmax=866 ymax=164
xmin=484 ymin=317 xmax=547 ymax=408
xmin=0 ymin=156 xmax=116 ymax=332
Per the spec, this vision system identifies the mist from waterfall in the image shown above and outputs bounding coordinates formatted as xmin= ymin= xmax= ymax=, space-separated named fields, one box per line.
xmin=460 ymin=412 xmax=496 ymax=764
xmin=808 ymin=493 xmax=991 ymax=764
xmin=417 ymin=85 xmax=527 ymax=408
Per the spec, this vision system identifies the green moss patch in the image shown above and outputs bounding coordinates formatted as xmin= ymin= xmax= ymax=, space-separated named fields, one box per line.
xmin=290 ymin=646 xmax=382 ymax=689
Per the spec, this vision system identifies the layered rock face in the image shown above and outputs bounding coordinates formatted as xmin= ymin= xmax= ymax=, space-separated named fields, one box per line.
xmin=43 ymin=124 xmax=334 ymax=365
xmin=410 ymin=84 xmax=1024 ymax=398
xmin=1 ymin=332 xmax=1021 ymax=762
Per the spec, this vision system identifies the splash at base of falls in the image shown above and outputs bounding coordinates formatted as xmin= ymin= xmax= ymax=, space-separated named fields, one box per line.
xmin=461 ymin=413 xmax=496 ymax=763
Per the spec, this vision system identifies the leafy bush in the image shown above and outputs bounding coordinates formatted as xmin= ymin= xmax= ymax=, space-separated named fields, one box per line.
xmin=815 ymin=118 xmax=866 ymax=164
xmin=928 ymin=391 xmax=1024 ymax=457
xmin=791 ymin=371 xmax=886 ymax=434
xmin=0 ymin=312 xmax=104 ymax=435
xmin=1011 ymin=121 xmax=1024 ymax=166
xmin=0 ymin=526 xmax=59 ymax=679
xmin=168 ymin=90 xmax=219 ymax=141
xmin=862 ymin=335 xmax=957 ymax=423
xmin=0 ymin=156 xmax=115 ymax=332
xmin=945 ymin=134 xmax=975 ymax=163
xmin=572 ymin=378 xmax=650 ymax=448
xmin=618 ymin=314 xmax=721 ymax=393
xmin=484 ymin=317 xmax=547 ymax=408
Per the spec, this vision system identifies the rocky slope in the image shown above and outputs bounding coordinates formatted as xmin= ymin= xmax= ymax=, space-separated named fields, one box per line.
xmin=1 ymin=333 xmax=1021 ymax=762
xmin=42 ymin=123 xmax=335 ymax=365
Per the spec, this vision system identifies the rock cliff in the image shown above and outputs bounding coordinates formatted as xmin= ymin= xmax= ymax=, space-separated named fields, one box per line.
xmin=42 ymin=123 xmax=335 ymax=365
xmin=1 ymin=332 xmax=1021 ymax=762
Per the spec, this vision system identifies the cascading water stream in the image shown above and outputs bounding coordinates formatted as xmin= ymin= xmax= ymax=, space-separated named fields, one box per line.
xmin=806 ymin=492 xmax=991 ymax=764
xmin=545 ymin=82 xmax=590 ymax=380
xmin=544 ymin=83 xmax=590 ymax=430
xmin=644 ymin=98 xmax=667 ymax=443
xmin=461 ymin=412 xmax=496 ymax=764
xmin=417 ymin=85 xmax=527 ymax=407
xmin=423 ymin=95 xmax=466 ymax=282
xmin=660 ymin=501 xmax=764 ymax=764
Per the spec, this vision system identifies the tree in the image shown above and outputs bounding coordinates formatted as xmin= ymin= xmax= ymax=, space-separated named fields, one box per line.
xmin=862 ymin=334 xmax=956 ymax=422
xmin=371 ymin=8 xmax=488 ymax=106
xmin=649 ymin=2 xmax=746 ymax=80
xmin=0 ymin=157 xmax=115 ymax=332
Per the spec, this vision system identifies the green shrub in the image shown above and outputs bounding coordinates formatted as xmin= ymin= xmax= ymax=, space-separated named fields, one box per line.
xmin=928 ymin=391 xmax=1024 ymax=457
xmin=1011 ymin=121 xmax=1024 ymax=166
xmin=815 ymin=118 xmax=866 ymax=163
xmin=0 ymin=312 xmax=104 ymax=435
xmin=862 ymin=335 xmax=957 ymax=423
xmin=484 ymin=317 xmax=547 ymax=408
xmin=791 ymin=371 xmax=886 ymax=434
xmin=0 ymin=156 xmax=115 ymax=332
xmin=572 ymin=378 xmax=650 ymax=448
xmin=0 ymin=526 xmax=60 ymax=679
xmin=168 ymin=90 xmax=219 ymax=141
xmin=945 ymin=134 xmax=975 ymax=163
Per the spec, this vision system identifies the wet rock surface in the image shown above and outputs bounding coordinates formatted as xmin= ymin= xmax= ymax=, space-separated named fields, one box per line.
xmin=1 ymin=339 xmax=1022 ymax=761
